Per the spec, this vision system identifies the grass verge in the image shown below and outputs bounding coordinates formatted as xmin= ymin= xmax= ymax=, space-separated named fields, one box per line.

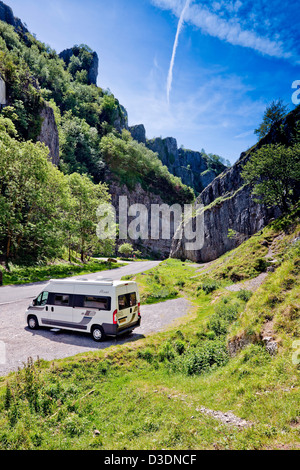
xmin=0 ymin=211 xmax=299 ymax=450
xmin=0 ymin=259 xmax=124 ymax=286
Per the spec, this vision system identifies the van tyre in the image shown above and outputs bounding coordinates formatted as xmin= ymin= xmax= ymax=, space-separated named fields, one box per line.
xmin=27 ymin=315 xmax=39 ymax=330
xmin=91 ymin=325 xmax=106 ymax=342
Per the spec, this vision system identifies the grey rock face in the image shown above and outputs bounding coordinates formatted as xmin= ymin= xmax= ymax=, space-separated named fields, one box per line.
xmin=146 ymin=137 xmax=221 ymax=193
xmin=170 ymin=106 xmax=300 ymax=263
xmin=129 ymin=128 xmax=223 ymax=193
xmin=109 ymin=181 xmax=177 ymax=258
xmin=0 ymin=73 xmax=6 ymax=105
xmin=129 ymin=124 xmax=146 ymax=144
xmin=113 ymin=104 xmax=129 ymax=133
xmin=37 ymin=104 xmax=60 ymax=166
xmin=0 ymin=1 xmax=28 ymax=34
xmin=88 ymin=51 xmax=99 ymax=86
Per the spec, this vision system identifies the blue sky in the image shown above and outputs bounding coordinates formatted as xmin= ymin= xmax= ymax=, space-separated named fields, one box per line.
xmin=6 ymin=0 xmax=300 ymax=163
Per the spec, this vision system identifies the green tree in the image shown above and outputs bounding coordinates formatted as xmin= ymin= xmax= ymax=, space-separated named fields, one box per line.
xmin=59 ymin=112 xmax=105 ymax=182
xmin=254 ymin=100 xmax=289 ymax=140
xmin=0 ymin=117 xmax=68 ymax=262
xmin=118 ymin=243 xmax=134 ymax=258
xmin=100 ymin=130 xmax=194 ymax=204
xmin=241 ymin=144 xmax=300 ymax=213
xmin=67 ymin=173 xmax=111 ymax=262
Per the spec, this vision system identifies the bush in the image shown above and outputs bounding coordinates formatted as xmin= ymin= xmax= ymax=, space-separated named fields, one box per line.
xmin=174 ymin=340 xmax=229 ymax=376
xmin=254 ymin=258 xmax=268 ymax=273
xmin=237 ymin=289 xmax=253 ymax=302
xmin=137 ymin=348 xmax=154 ymax=363
xmin=118 ymin=243 xmax=134 ymax=258
xmin=197 ymin=278 xmax=220 ymax=295
xmin=208 ymin=300 xmax=241 ymax=337
xmin=173 ymin=340 xmax=186 ymax=355
xmin=158 ymin=342 xmax=176 ymax=362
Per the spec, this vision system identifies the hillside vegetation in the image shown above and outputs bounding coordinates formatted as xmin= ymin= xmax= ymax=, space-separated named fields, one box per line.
xmin=0 ymin=210 xmax=299 ymax=450
xmin=0 ymin=18 xmax=193 ymax=266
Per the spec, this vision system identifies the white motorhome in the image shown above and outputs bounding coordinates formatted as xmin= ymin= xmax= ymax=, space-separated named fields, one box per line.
xmin=25 ymin=278 xmax=141 ymax=341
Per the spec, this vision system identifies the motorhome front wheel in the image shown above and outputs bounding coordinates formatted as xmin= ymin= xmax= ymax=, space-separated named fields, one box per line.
xmin=27 ymin=315 xmax=39 ymax=330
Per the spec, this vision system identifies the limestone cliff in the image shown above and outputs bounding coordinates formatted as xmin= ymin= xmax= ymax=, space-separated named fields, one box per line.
xmin=37 ymin=104 xmax=60 ymax=166
xmin=170 ymin=106 xmax=300 ymax=262
xmin=129 ymin=124 xmax=226 ymax=193
xmin=0 ymin=1 xmax=28 ymax=35
xmin=109 ymin=181 xmax=175 ymax=258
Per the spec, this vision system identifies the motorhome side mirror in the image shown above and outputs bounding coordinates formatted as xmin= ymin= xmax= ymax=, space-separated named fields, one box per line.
xmin=33 ymin=298 xmax=37 ymax=306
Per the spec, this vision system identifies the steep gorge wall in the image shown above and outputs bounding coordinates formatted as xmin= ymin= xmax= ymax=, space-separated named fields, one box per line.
xmin=170 ymin=107 xmax=300 ymax=262
xmin=109 ymin=181 xmax=176 ymax=258
xmin=129 ymin=124 xmax=219 ymax=193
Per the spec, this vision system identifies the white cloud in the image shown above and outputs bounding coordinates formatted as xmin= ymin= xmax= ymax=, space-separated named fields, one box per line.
xmin=151 ymin=0 xmax=294 ymax=60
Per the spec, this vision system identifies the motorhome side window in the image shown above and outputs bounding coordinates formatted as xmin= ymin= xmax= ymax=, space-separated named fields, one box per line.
xmin=54 ymin=294 xmax=70 ymax=306
xmin=83 ymin=296 xmax=110 ymax=310
xmin=35 ymin=291 xmax=49 ymax=306
xmin=118 ymin=293 xmax=137 ymax=310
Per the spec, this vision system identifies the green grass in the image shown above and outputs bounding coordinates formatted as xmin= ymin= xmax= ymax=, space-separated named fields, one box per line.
xmin=0 ymin=259 xmax=124 ymax=286
xmin=0 ymin=211 xmax=299 ymax=450
xmin=127 ymin=259 xmax=198 ymax=305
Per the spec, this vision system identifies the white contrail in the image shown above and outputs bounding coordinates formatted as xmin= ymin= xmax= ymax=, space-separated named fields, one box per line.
xmin=167 ymin=0 xmax=191 ymax=105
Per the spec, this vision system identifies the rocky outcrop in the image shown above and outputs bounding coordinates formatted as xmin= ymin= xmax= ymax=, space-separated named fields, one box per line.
xmin=129 ymin=125 xmax=225 ymax=193
xmin=0 ymin=1 xmax=29 ymax=34
xmin=87 ymin=52 xmax=99 ymax=86
xmin=59 ymin=47 xmax=99 ymax=86
xmin=113 ymin=104 xmax=129 ymax=133
xmin=171 ymin=184 xmax=280 ymax=262
xmin=147 ymin=136 xmax=224 ymax=193
xmin=129 ymin=124 xmax=146 ymax=144
xmin=170 ymin=106 xmax=300 ymax=262
xmin=37 ymin=104 xmax=60 ymax=166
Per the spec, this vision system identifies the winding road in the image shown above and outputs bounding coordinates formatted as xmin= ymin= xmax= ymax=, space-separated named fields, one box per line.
xmin=0 ymin=261 xmax=193 ymax=376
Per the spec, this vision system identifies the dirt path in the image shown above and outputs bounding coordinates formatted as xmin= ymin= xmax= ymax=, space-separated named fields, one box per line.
xmin=225 ymin=272 xmax=269 ymax=293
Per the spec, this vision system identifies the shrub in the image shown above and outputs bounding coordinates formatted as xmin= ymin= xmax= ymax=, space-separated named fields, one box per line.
xmin=198 ymin=278 xmax=220 ymax=295
xmin=158 ymin=342 xmax=176 ymax=362
xmin=254 ymin=258 xmax=268 ymax=273
xmin=237 ymin=289 xmax=253 ymax=302
xmin=173 ymin=340 xmax=186 ymax=355
xmin=118 ymin=243 xmax=134 ymax=258
xmin=174 ymin=340 xmax=229 ymax=376
xmin=137 ymin=348 xmax=154 ymax=363
xmin=208 ymin=300 xmax=241 ymax=337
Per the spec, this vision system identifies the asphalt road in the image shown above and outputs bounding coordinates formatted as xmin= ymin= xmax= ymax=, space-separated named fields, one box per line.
xmin=0 ymin=261 xmax=193 ymax=377
xmin=0 ymin=260 xmax=161 ymax=305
